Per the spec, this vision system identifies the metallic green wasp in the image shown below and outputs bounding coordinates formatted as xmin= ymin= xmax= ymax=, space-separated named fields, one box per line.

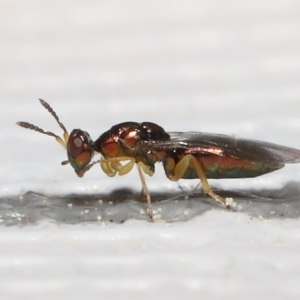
xmin=17 ymin=99 xmax=300 ymax=221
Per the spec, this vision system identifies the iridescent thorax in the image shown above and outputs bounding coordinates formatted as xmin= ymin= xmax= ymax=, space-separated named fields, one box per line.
xmin=17 ymin=99 xmax=300 ymax=221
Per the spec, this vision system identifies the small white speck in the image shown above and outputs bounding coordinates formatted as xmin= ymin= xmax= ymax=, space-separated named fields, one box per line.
xmin=225 ymin=197 xmax=237 ymax=208
xmin=108 ymin=201 xmax=113 ymax=205
xmin=153 ymin=214 xmax=161 ymax=220
xmin=17 ymin=217 xmax=22 ymax=222
xmin=97 ymin=215 xmax=102 ymax=221
xmin=80 ymin=211 xmax=84 ymax=215
xmin=140 ymin=209 xmax=145 ymax=215
xmin=259 ymin=215 xmax=264 ymax=221
xmin=184 ymin=209 xmax=190 ymax=216
xmin=98 ymin=199 xmax=103 ymax=204
xmin=0 ymin=219 xmax=3 ymax=223
xmin=85 ymin=210 xmax=89 ymax=214
xmin=68 ymin=203 xmax=73 ymax=208
xmin=157 ymin=207 xmax=162 ymax=212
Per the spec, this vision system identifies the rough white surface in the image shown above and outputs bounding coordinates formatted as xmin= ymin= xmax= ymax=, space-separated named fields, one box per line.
xmin=1 ymin=213 xmax=300 ymax=300
xmin=1 ymin=0 xmax=300 ymax=299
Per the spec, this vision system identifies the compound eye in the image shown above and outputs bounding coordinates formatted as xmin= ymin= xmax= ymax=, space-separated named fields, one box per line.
xmin=67 ymin=129 xmax=93 ymax=171
xmin=68 ymin=135 xmax=84 ymax=158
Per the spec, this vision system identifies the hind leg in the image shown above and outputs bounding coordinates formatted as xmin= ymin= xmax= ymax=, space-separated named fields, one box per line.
xmin=166 ymin=154 xmax=229 ymax=208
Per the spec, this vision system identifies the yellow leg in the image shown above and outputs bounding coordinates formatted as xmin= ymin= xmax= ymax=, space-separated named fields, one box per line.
xmin=100 ymin=156 xmax=136 ymax=177
xmin=136 ymin=163 xmax=153 ymax=222
xmin=100 ymin=157 xmax=154 ymax=221
xmin=100 ymin=157 xmax=117 ymax=177
xmin=169 ymin=154 xmax=228 ymax=207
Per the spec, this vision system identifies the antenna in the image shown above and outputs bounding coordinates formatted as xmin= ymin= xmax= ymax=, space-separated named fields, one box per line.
xmin=16 ymin=99 xmax=69 ymax=149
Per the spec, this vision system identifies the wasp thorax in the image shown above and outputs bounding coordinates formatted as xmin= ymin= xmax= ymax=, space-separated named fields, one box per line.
xmin=93 ymin=121 xmax=171 ymax=159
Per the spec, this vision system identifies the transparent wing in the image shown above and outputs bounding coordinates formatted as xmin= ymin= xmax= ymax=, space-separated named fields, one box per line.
xmin=142 ymin=132 xmax=300 ymax=164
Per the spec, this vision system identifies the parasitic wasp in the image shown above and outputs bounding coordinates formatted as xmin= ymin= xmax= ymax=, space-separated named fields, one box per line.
xmin=17 ymin=99 xmax=300 ymax=221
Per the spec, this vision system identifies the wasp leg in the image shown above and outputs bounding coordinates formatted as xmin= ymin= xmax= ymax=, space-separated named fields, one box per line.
xmin=137 ymin=162 xmax=153 ymax=222
xmin=100 ymin=157 xmax=154 ymax=221
xmin=100 ymin=156 xmax=136 ymax=177
xmin=100 ymin=158 xmax=117 ymax=177
xmin=169 ymin=154 xmax=228 ymax=208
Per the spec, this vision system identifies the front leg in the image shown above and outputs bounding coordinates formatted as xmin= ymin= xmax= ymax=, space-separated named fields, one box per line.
xmin=100 ymin=157 xmax=154 ymax=221
xmin=100 ymin=156 xmax=135 ymax=177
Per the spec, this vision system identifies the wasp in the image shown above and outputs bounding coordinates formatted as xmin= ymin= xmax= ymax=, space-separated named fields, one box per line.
xmin=17 ymin=99 xmax=300 ymax=221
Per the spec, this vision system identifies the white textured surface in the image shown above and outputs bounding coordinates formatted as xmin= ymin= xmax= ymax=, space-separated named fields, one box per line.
xmin=1 ymin=213 xmax=300 ymax=300
xmin=1 ymin=0 xmax=300 ymax=299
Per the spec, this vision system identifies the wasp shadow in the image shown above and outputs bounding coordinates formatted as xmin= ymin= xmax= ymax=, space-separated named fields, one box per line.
xmin=1 ymin=182 xmax=300 ymax=225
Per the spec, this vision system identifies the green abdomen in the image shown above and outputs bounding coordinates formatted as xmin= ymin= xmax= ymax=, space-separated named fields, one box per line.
xmin=182 ymin=155 xmax=283 ymax=179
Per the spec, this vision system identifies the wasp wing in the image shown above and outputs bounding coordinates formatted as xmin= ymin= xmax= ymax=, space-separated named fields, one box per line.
xmin=143 ymin=132 xmax=300 ymax=164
